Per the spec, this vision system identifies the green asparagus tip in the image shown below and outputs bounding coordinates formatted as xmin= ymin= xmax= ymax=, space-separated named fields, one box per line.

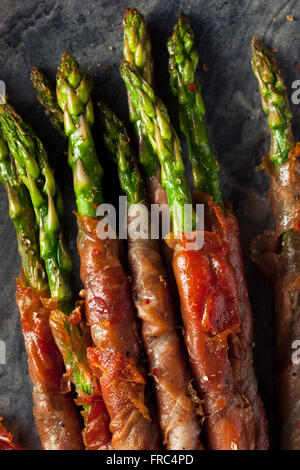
xmin=251 ymin=36 xmax=280 ymax=97
xmin=123 ymin=7 xmax=145 ymax=44
xmin=251 ymin=36 xmax=294 ymax=165
xmin=98 ymin=100 xmax=144 ymax=204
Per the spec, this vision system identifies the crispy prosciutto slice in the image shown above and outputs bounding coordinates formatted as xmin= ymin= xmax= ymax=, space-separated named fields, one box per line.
xmin=78 ymin=215 xmax=160 ymax=450
xmin=0 ymin=419 xmax=23 ymax=450
xmin=171 ymin=226 xmax=256 ymax=450
xmin=49 ymin=306 xmax=112 ymax=450
xmin=16 ymin=278 xmax=84 ymax=450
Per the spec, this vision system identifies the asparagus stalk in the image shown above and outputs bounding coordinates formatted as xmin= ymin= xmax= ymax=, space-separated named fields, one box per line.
xmin=167 ymin=13 xmax=222 ymax=207
xmin=0 ymin=103 xmax=73 ymax=313
xmin=251 ymin=36 xmax=294 ymax=166
xmin=98 ymin=101 xmax=144 ymax=204
xmin=31 ymin=68 xmax=65 ymax=137
xmin=56 ymin=52 xmax=103 ymax=217
xmin=120 ymin=61 xmax=195 ymax=233
xmin=0 ymin=102 xmax=94 ymax=405
xmin=123 ymin=8 xmax=157 ymax=177
xmin=0 ymin=133 xmax=47 ymax=291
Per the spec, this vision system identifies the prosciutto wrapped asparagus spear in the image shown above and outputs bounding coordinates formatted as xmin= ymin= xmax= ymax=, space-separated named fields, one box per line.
xmin=56 ymin=52 xmax=160 ymax=450
xmin=120 ymin=44 xmax=268 ymax=448
xmin=0 ymin=101 xmax=111 ymax=450
xmin=123 ymin=9 xmax=179 ymax=306
xmin=251 ymin=37 xmax=300 ymax=449
xmin=167 ymin=14 xmax=268 ymax=449
xmin=33 ymin=65 xmax=160 ymax=450
xmin=98 ymin=102 xmax=203 ymax=449
xmin=0 ymin=130 xmax=84 ymax=450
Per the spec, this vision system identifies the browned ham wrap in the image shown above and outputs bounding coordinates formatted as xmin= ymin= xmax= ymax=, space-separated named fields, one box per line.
xmin=16 ymin=277 xmax=84 ymax=450
xmin=127 ymin=202 xmax=203 ymax=449
xmin=77 ymin=214 xmax=160 ymax=450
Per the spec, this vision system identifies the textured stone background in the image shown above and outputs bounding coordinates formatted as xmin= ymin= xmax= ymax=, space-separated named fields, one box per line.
xmin=0 ymin=0 xmax=299 ymax=449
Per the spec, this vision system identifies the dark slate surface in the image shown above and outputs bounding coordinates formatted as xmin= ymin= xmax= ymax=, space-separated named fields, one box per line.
xmin=0 ymin=0 xmax=299 ymax=449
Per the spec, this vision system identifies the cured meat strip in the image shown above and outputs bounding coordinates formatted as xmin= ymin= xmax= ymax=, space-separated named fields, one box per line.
xmin=55 ymin=51 xmax=160 ymax=450
xmin=251 ymin=37 xmax=300 ymax=449
xmin=82 ymin=396 xmax=112 ymax=450
xmin=88 ymin=348 xmax=155 ymax=450
xmin=128 ymin=232 xmax=203 ymax=449
xmin=78 ymin=215 xmax=160 ymax=450
xmin=16 ymin=278 xmax=84 ymax=450
xmin=224 ymin=211 xmax=269 ymax=449
xmin=172 ymin=232 xmax=255 ymax=449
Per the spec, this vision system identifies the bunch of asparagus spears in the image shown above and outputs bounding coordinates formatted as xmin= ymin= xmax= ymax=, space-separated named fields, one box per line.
xmin=0 ymin=7 xmax=298 ymax=450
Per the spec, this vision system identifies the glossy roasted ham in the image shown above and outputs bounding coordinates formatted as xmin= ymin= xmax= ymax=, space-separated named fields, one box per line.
xmin=127 ymin=202 xmax=203 ymax=449
xmin=77 ymin=215 xmax=160 ymax=450
xmin=16 ymin=277 xmax=84 ymax=450
xmin=260 ymin=148 xmax=300 ymax=236
xmin=0 ymin=419 xmax=23 ymax=450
